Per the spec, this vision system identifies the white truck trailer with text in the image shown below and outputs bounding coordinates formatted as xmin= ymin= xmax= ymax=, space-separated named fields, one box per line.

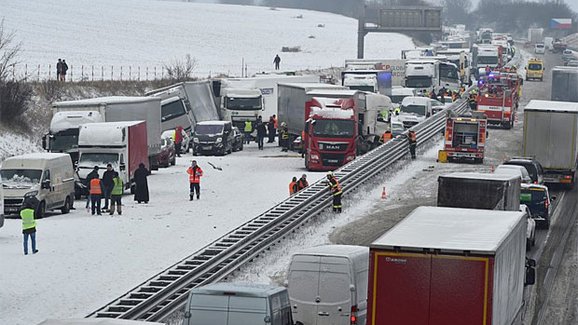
xmin=523 ymin=100 xmax=578 ymax=187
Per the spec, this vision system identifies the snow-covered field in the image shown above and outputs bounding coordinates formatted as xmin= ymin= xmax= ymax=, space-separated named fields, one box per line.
xmin=0 ymin=0 xmax=414 ymax=78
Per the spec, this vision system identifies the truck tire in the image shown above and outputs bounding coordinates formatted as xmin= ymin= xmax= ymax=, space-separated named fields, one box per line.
xmin=61 ymin=196 xmax=71 ymax=214
xmin=36 ymin=201 xmax=46 ymax=219
xmin=474 ymin=158 xmax=484 ymax=164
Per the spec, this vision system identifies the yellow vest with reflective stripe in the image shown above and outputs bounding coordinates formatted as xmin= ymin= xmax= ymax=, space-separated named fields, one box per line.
xmin=21 ymin=208 xmax=36 ymax=230
xmin=112 ymin=177 xmax=124 ymax=195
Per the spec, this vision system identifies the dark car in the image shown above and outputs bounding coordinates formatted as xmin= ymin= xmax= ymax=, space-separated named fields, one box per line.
xmin=192 ymin=121 xmax=234 ymax=156
xmin=520 ymin=183 xmax=553 ymax=229
xmin=158 ymin=136 xmax=176 ymax=168
xmin=231 ymin=126 xmax=244 ymax=152
xmin=504 ymin=157 xmax=544 ymax=184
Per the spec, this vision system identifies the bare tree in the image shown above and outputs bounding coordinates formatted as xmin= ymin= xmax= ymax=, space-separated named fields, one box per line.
xmin=164 ymin=54 xmax=198 ymax=81
xmin=0 ymin=18 xmax=21 ymax=82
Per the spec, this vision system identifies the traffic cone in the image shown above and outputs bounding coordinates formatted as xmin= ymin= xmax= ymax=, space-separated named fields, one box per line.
xmin=381 ymin=187 xmax=387 ymax=200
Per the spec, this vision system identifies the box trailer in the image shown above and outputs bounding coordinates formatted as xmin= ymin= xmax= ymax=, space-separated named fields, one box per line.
xmin=368 ymin=206 xmax=529 ymax=325
xmin=437 ymin=172 xmax=521 ymax=210
xmin=45 ymin=96 xmax=161 ymax=169
xmin=523 ymin=100 xmax=578 ymax=186
xmin=551 ymin=66 xmax=578 ymax=102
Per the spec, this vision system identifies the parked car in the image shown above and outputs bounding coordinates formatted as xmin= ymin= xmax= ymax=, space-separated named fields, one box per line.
xmin=183 ymin=283 xmax=293 ymax=325
xmin=192 ymin=121 xmax=234 ymax=156
xmin=161 ymin=129 xmax=190 ymax=154
xmin=158 ymin=136 xmax=176 ymax=168
xmin=534 ymin=43 xmax=545 ymax=54
xmin=520 ymin=204 xmax=536 ymax=250
xmin=231 ymin=126 xmax=244 ymax=152
xmin=520 ymin=183 xmax=554 ymax=229
xmin=390 ymin=120 xmax=405 ymax=137
xmin=494 ymin=164 xmax=532 ymax=183
xmin=504 ymin=157 xmax=544 ymax=184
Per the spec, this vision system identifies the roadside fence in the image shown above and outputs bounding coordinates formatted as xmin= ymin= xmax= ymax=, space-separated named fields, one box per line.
xmin=9 ymin=64 xmax=167 ymax=82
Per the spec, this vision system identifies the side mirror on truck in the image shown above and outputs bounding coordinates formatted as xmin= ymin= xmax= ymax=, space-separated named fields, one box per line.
xmin=120 ymin=164 xmax=126 ymax=171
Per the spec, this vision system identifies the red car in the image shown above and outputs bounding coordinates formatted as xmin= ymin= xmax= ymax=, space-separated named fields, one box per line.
xmin=158 ymin=136 xmax=176 ymax=168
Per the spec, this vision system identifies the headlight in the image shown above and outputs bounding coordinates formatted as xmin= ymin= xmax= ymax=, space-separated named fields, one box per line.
xmin=216 ymin=137 xmax=222 ymax=143
xmin=310 ymin=154 xmax=320 ymax=161
xmin=24 ymin=191 xmax=38 ymax=198
xmin=193 ymin=137 xmax=200 ymax=143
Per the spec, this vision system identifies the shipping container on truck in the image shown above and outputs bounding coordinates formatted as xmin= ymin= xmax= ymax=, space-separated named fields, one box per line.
xmin=77 ymin=121 xmax=148 ymax=193
xmin=344 ymin=59 xmax=406 ymax=87
xmin=437 ymin=172 xmax=521 ymax=210
xmin=146 ymin=81 xmax=221 ymax=134
xmin=442 ymin=114 xmax=487 ymax=163
xmin=523 ymin=100 xmax=578 ymax=187
xmin=367 ymin=206 xmax=529 ymax=325
xmin=551 ymin=66 xmax=578 ymax=102
xmin=46 ymin=96 xmax=161 ymax=169
xmin=277 ymin=83 xmax=347 ymax=140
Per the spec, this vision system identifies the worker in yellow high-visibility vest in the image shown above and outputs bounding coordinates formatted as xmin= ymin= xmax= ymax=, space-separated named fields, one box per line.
xmin=20 ymin=197 xmax=39 ymax=255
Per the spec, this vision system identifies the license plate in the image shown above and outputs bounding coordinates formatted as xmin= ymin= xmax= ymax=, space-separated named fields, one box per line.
xmin=203 ymin=146 xmax=212 ymax=150
xmin=327 ymin=159 xmax=338 ymax=163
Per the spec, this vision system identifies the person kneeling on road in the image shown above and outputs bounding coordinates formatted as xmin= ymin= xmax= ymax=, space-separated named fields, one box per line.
xmin=187 ymin=160 xmax=204 ymax=201
xmin=109 ymin=172 xmax=123 ymax=215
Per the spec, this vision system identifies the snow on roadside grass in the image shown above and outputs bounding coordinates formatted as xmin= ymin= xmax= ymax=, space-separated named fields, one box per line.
xmin=0 ymin=128 xmax=42 ymax=161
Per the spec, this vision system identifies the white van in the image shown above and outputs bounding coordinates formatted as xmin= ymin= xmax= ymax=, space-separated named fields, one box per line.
xmin=286 ymin=245 xmax=369 ymax=325
xmin=183 ymin=283 xmax=293 ymax=325
xmin=534 ymin=43 xmax=545 ymax=54
xmin=1 ymin=153 xmax=75 ymax=218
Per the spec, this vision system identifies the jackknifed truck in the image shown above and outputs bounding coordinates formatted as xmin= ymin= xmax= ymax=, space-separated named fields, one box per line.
xmin=523 ymin=100 xmax=578 ymax=187
xmin=367 ymin=206 xmax=534 ymax=325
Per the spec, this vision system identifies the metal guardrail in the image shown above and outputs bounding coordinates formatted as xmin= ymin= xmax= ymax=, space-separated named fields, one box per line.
xmin=88 ymin=98 xmax=470 ymax=322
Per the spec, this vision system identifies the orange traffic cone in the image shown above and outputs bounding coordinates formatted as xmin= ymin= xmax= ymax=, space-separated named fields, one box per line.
xmin=381 ymin=187 xmax=387 ymax=199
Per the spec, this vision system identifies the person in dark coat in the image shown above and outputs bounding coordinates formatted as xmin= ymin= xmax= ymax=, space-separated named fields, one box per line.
xmin=101 ymin=164 xmax=115 ymax=211
xmin=267 ymin=116 xmax=276 ymax=143
xmin=133 ymin=163 xmax=150 ymax=203
xmin=255 ymin=116 xmax=267 ymax=150
xmin=60 ymin=59 xmax=69 ymax=81
xmin=56 ymin=59 xmax=63 ymax=81
xmin=273 ymin=54 xmax=281 ymax=70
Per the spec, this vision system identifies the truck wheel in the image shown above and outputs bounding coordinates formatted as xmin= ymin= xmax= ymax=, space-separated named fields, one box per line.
xmin=474 ymin=158 xmax=484 ymax=164
xmin=61 ymin=197 xmax=71 ymax=214
xmin=503 ymin=121 xmax=512 ymax=130
xmin=36 ymin=201 xmax=46 ymax=219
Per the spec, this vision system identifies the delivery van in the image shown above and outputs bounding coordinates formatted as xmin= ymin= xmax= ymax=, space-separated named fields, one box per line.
xmin=183 ymin=283 xmax=293 ymax=325
xmin=286 ymin=245 xmax=369 ymax=325
xmin=1 ymin=153 xmax=75 ymax=218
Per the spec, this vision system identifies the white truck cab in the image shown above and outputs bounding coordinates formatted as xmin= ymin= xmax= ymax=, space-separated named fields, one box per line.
xmin=397 ymin=96 xmax=433 ymax=129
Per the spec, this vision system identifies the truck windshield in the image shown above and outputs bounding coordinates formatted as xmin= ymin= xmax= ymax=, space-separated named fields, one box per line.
xmin=401 ymin=104 xmax=426 ymax=116
xmin=50 ymin=134 xmax=79 ymax=152
xmin=313 ymin=120 xmax=355 ymax=138
xmin=528 ymin=64 xmax=542 ymax=70
xmin=405 ymin=76 xmax=432 ymax=88
xmin=225 ymin=96 xmax=262 ymax=111
xmin=349 ymin=85 xmax=375 ymax=92
xmin=195 ymin=124 xmax=224 ymax=135
xmin=390 ymin=95 xmax=408 ymax=104
xmin=478 ymin=56 xmax=499 ymax=65
xmin=0 ymin=169 xmax=42 ymax=185
xmin=78 ymin=153 xmax=119 ymax=169
xmin=161 ymin=100 xmax=187 ymax=122
xmin=440 ymin=64 xmax=460 ymax=80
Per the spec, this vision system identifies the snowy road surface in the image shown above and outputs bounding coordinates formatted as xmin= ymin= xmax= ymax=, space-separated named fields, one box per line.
xmin=0 ymin=142 xmax=325 ymax=325
xmin=0 ymin=0 xmax=413 ymax=77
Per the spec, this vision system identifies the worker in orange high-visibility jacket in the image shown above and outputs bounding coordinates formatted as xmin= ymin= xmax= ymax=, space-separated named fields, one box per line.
xmin=381 ymin=130 xmax=393 ymax=143
xmin=289 ymin=177 xmax=298 ymax=196
xmin=327 ymin=172 xmax=342 ymax=213
xmin=89 ymin=175 xmax=104 ymax=215
xmin=187 ymin=160 xmax=204 ymax=201
xmin=408 ymin=130 xmax=417 ymax=159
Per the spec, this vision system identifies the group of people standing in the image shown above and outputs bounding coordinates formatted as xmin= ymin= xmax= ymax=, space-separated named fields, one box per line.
xmin=289 ymin=174 xmax=309 ymax=195
xmin=84 ymin=163 xmax=150 ymax=215
xmin=56 ymin=59 xmax=69 ymax=81
xmin=244 ymin=114 xmax=289 ymax=151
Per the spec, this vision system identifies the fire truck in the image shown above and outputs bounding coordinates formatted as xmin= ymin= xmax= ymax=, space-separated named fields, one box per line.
xmin=476 ymin=71 xmax=521 ymax=129
xmin=441 ymin=112 xmax=488 ymax=164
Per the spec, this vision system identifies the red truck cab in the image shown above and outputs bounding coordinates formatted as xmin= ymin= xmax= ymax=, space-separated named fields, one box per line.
xmin=476 ymin=72 xmax=521 ymax=129
xmin=304 ymin=97 xmax=358 ymax=171
xmin=443 ymin=114 xmax=487 ymax=163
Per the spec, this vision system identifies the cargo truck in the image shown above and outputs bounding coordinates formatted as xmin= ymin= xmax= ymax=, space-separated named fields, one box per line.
xmin=472 ymin=44 xmax=502 ymax=78
xmin=404 ymin=59 xmax=460 ymax=93
xmin=77 ymin=121 xmax=148 ymax=193
xmin=528 ymin=28 xmax=544 ymax=44
xmin=44 ymin=96 xmax=161 ymax=169
xmin=216 ymin=75 xmax=318 ymax=129
xmin=344 ymin=59 xmax=406 ymax=87
xmin=437 ymin=172 xmax=521 ymax=210
xmin=551 ymin=66 xmax=578 ymax=102
xmin=341 ymin=69 xmax=393 ymax=95
xmin=523 ymin=100 xmax=578 ymax=187
xmin=146 ymin=81 xmax=220 ymax=133
xmin=367 ymin=206 xmax=534 ymax=325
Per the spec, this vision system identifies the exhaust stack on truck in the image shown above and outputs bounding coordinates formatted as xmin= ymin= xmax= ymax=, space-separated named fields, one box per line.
xmin=367 ymin=206 xmax=534 ymax=325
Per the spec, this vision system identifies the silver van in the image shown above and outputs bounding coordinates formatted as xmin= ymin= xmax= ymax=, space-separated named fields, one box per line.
xmin=183 ymin=283 xmax=293 ymax=325
xmin=286 ymin=245 xmax=369 ymax=325
xmin=1 ymin=153 xmax=75 ymax=218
